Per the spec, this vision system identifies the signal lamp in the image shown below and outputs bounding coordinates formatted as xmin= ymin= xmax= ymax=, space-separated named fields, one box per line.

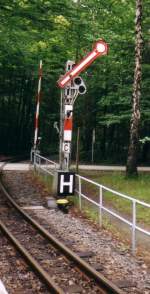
xmin=73 ymin=76 xmax=86 ymax=95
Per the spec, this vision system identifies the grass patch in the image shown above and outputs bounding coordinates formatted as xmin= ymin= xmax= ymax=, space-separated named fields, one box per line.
xmin=79 ymin=171 xmax=150 ymax=227
xmin=32 ymin=170 xmax=53 ymax=193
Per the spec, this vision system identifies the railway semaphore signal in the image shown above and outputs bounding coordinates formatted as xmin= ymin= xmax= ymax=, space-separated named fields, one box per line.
xmin=57 ymin=39 xmax=108 ymax=88
xmin=58 ymin=39 xmax=108 ymax=172
xmin=57 ymin=39 xmax=108 ymax=196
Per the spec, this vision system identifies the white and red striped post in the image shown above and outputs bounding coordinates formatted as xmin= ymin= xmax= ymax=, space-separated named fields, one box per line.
xmin=34 ymin=60 xmax=42 ymax=150
xmin=64 ymin=105 xmax=73 ymax=142
xmin=62 ymin=104 xmax=73 ymax=170
xmin=58 ymin=40 xmax=108 ymax=170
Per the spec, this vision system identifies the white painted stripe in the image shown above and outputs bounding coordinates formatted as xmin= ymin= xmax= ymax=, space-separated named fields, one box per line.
xmin=64 ymin=130 xmax=72 ymax=141
xmin=60 ymin=75 xmax=70 ymax=86
xmin=40 ymin=60 xmax=42 ymax=68
xmin=70 ymin=51 xmax=96 ymax=77
xmin=0 ymin=280 xmax=8 ymax=294
xmin=65 ymin=104 xmax=73 ymax=112
xmin=38 ymin=78 xmax=41 ymax=94
xmin=34 ymin=128 xmax=38 ymax=145
xmin=36 ymin=102 xmax=40 ymax=118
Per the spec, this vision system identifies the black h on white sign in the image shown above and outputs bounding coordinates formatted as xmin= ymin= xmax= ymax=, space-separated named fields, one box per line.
xmin=57 ymin=172 xmax=75 ymax=196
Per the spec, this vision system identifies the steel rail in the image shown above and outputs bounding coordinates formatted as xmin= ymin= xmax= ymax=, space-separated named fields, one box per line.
xmin=0 ymin=176 xmax=124 ymax=294
xmin=0 ymin=220 xmax=64 ymax=294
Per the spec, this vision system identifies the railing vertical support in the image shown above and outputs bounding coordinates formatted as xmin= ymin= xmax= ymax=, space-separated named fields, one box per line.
xmin=79 ymin=176 xmax=82 ymax=210
xmin=30 ymin=149 xmax=34 ymax=162
xmin=34 ymin=153 xmax=36 ymax=170
xmin=39 ymin=155 xmax=41 ymax=167
xmin=99 ymin=186 xmax=103 ymax=227
xmin=132 ymin=201 xmax=136 ymax=255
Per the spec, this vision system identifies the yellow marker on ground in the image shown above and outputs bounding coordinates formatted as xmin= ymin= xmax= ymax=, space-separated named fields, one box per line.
xmin=56 ymin=199 xmax=69 ymax=205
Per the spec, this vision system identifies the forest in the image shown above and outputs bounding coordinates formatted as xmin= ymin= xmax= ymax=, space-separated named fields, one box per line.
xmin=0 ymin=0 xmax=150 ymax=166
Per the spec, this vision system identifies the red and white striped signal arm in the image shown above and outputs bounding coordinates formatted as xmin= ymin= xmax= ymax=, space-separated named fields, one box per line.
xmin=57 ymin=39 xmax=108 ymax=88
xmin=34 ymin=60 xmax=42 ymax=148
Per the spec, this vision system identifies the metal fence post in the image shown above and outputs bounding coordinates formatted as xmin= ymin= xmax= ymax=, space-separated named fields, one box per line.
xmin=99 ymin=186 xmax=103 ymax=227
xmin=39 ymin=154 xmax=41 ymax=166
xmin=38 ymin=154 xmax=41 ymax=174
xmin=132 ymin=201 xmax=136 ymax=254
xmin=34 ymin=152 xmax=36 ymax=170
xmin=79 ymin=176 xmax=82 ymax=210
xmin=30 ymin=149 xmax=33 ymax=162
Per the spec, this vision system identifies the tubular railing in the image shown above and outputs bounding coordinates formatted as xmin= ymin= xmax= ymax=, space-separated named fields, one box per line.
xmin=33 ymin=152 xmax=58 ymax=176
xmin=75 ymin=174 xmax=150 ymax=254
xmin=32 ymin=152 xmax=150 ymax=254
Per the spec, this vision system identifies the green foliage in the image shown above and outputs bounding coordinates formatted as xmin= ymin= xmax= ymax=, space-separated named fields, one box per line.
xmin=140 ymin=137 xmax=150 ymax=144
xmin=0 ymin=0 xmax=149 ymax=163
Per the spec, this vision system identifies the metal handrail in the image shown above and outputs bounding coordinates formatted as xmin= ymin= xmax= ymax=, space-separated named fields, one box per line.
xmin=33 ymin=152 xmax=58 ymax=175
xmin=32 ymin=152 xmax=150 ymax=254
xmin=75 ymin=174 xmax=150 ymax=254
xmin=77 ymin=174 xmax=150 ymax=207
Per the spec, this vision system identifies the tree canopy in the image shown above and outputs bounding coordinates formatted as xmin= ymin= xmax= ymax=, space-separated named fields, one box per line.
xmin=0 ymin=0 xmax=149 ymax=164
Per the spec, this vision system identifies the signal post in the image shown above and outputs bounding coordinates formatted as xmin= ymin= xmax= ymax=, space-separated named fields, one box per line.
xmin=56 ymin=39 xmax=108 ymax=198
xmin=31 ymin=60 xmax=43 ymax=162
xmin=60 ymin=61 xmax=86 ymax=172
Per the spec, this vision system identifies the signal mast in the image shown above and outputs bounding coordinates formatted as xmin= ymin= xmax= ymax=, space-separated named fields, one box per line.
xmin=57 ymin=40 xmax=108 ymax=171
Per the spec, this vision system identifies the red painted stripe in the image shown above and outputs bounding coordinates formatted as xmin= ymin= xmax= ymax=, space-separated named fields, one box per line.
xmin=64 ymin=118 xmax=72 ymax=130
xmin=36 ymin=93 xmax=40 ymax=102
xmin=38 ymin=68 xmax=42 ymax=77
xmin=35 ymin=117 xmax=38 ymax=129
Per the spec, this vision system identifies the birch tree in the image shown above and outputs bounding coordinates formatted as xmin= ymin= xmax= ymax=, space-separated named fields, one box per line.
xmin=126 ymin=0 xmax=143 ymax=176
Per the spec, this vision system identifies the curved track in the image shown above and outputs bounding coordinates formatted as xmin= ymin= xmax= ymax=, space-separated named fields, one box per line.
xmin=0 ymin=160 xmax=124 ymax=294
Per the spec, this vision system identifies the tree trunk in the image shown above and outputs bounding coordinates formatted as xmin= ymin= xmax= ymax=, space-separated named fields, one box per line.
xmin=126 ymin=0 xmax=143 ymax=176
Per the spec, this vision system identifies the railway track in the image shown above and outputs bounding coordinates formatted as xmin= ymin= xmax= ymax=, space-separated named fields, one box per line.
xmin=0 ymin=162 xmax=124 ymax=294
